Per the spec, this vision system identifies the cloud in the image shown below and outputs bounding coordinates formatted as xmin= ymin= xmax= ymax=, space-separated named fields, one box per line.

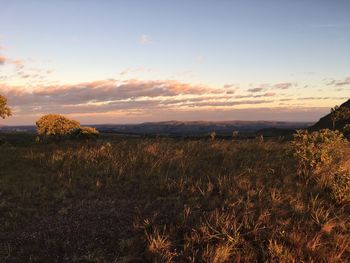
xmin=263 ymin=92 xmax=276 ymax=97
xmin=1 ymin=78 xmax=283 ymax=119
xmin=334 ymin=77 xmax=350 ymax=86
xmin=140 ymin=34 xmax=153 ymax=45
xmin=0 ymin=55 xmax=25 ymax=69
xmin=2 ymin=79 xmax=224 ymax=107
xmin=326 ymin=79 xmax=335 ymax=86
xmin=10 ymin=59 xmax=25 ymax=69
xmin=0 ymin=55 xmax=7 ymax=65
xmin=273 ymin=83 xmax=292 ymax=89
xmin=196 ymin=55 xmax=204 ymax=63
xmin=119 ymin=67 xmax=148 ymax=76
xmin=248 ymin=87 xmax=264 ymax=93
xmin=1 ymin=74 xmax=346 ymax=125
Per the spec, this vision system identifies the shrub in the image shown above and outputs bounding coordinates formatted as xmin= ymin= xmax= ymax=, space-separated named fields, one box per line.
xmin=329 ymin=170 xmax=350 ymax=204
xmin=291 ymin=129 xmax=347 ymax=176
xmin=71 ymin=126 xmax=100 ymax=139
xmin=36 ymin=114 xmax=80 ymax=137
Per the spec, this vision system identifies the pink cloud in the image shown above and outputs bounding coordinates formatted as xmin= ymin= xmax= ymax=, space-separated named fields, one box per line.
xmin=10 ymin=59 xmax=25 ymax=69
xmin=140 ymin=34 xmax=153 ymax=45
xmin=0 ymin=55 xmax=7 ymax=65
xmin=273 ymin=83 xmax=292 ymax=89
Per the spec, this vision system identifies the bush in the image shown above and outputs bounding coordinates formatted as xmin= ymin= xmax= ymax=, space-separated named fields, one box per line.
xmin=291 ymin=129 xmax=347 ymax=176
xmin=329 ymin=170 xmax=350 ymax=204
xmin=71 ymin=126 xmax=100 ymax=139
xmin=292 ymin=129 xmax=350 ymax=204
xmin=36 ymin=114 xmax=80 ymax=138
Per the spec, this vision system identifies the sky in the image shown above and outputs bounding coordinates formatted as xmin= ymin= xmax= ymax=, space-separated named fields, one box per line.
xmin=0 ymin=0 xmax=349 ymax=125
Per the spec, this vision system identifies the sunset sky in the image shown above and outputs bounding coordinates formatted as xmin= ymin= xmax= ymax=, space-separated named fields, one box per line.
xmin=1 ymin=0 xmax=349 ymax=125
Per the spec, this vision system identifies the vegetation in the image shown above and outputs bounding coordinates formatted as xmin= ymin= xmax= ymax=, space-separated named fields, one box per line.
xmin=0 ymin=94 xmax=11 ymax=119
xmin=330 ymin=105 xmax=350 ymax=130
xmin=36 ymin=114 xmax=99 ymax=140
xmin=71 ymin=126 xmax=100 ymax=139
xmin=1 ymin=133 xmax=350 ymax=262
xmin=36 ymin=114 xmax=80 ymax=137
xmin=291 ymin=129 xmax=347 ymax=177
xmin=344 ymin=124 xmax=350 ymax=138
xmin=292 ymin=129 xmax=350 ymax=204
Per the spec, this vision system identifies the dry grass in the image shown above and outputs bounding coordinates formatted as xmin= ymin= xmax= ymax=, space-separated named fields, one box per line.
xmin=1 ymin=135 xmax=350 ymax=262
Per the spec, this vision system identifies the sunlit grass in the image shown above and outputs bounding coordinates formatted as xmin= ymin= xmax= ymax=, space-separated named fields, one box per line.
xmin=1 ymin=135 xmax=350 ymax=262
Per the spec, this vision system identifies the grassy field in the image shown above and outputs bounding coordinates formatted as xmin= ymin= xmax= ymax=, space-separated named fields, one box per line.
xmin=1 ymin=134 xmax=350 ymax=262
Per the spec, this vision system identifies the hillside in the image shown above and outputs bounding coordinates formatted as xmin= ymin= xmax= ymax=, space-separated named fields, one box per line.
xmin=310 ymin=99 xmax=350 ymax=131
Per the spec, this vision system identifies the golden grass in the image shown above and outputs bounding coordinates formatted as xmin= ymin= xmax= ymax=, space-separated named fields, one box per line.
xmin=1 ymin=136 xmax=350 ymax=261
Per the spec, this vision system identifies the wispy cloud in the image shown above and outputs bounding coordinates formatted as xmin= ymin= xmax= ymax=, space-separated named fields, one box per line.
xmin=334 ymin=77 xmax=350 ymax=86
xmin=10 ymin=59 xmax=25 ymax=70
xmin=273 ymin=83 xmax=293 ymax=90
xmin=140 ymin=34 xmax=153 ymax=45
xmin=0 ymin=55 xmax=7 ymax=65
xmin=119 ymin=67 xmax=150 ymax=76
xmin=248 ymin=87 xmax=264 ymax=93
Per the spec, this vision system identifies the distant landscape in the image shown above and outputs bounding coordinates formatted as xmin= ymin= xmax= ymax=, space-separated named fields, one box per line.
xmin=0 ymin=120 xmax=313 ymax=136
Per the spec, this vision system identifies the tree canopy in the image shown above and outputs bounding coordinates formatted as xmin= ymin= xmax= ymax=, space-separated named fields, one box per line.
xmin=36 ymin=114 xmax=80 ymax=136
xmin=0 ymin=95 xmax=11 ymax=119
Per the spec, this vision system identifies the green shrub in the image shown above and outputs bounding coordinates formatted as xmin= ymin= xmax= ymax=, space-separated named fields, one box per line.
xmin=291 ymin=129 xmax=347 ymax=176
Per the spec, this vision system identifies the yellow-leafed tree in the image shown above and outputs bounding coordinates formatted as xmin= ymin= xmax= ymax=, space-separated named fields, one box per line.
xmin=36 ymin=114 xmax=80 ymax=136
xmin=0 ymin=95 xmax=11 ymax=119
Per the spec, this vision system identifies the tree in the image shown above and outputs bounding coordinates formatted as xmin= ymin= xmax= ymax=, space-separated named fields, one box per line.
xmin=0 ymin=95 xmax=11 ymax=119
xmin=36 ymin=114 xmax=80 ymax=137
xmin=330 ymin=106 xmax=350 ymax=130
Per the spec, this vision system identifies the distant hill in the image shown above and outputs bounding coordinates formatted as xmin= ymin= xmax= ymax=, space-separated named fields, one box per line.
xmin=0 ymin=120 xmax=312 ymax=136
xmin=93 ymin=120 xmax=312 ymax=136
xmin=309 ymin=99 xmax=350 ymax=131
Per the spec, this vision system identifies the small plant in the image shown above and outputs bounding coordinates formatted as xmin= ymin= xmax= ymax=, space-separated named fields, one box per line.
xmin=210 ymin=131 xmax=217 ymax=140
xmin=145 ymin=228 xmax=175 ymax=262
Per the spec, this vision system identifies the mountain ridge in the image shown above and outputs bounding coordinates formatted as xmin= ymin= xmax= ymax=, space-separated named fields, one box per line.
xmin=309 ymin=99 xmax=350 ymax=131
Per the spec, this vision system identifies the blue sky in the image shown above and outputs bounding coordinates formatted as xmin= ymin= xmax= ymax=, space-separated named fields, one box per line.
xmin=0 ymin=0 xmax=349 ymax=124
